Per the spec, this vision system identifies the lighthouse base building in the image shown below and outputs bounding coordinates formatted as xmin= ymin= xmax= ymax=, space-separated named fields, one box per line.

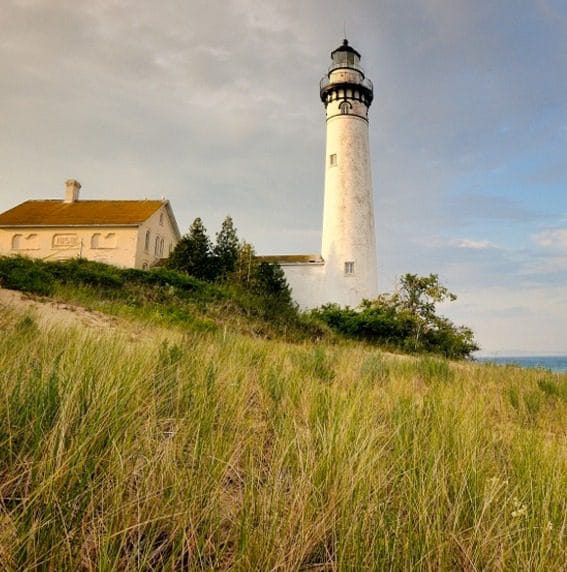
xmin=260 ymin=39 xmax=378 ymax=309
xmin=258 ymin=254 xmax=326 ymax=308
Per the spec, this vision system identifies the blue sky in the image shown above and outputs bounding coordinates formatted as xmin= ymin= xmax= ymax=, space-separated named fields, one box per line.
xmin=0 ymin=0 xmax=565 ymax=354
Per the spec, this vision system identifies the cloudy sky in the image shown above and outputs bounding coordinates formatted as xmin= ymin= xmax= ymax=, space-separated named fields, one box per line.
xmin=1 ymin=0 xmax=566 ymax=354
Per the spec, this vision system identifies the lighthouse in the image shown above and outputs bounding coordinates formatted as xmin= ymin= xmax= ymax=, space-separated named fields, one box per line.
xmin=259 ymin=39 xmax=377 ymax=309
xmin=319 ymin=39 xmax=377 ymax=307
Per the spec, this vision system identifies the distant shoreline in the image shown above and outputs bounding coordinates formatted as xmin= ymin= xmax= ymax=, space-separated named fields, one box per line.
xmin=476 ymin=355 xmax=567 ymax=374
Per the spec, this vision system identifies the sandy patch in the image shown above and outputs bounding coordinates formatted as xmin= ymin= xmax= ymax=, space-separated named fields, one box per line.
xmin=0 ymin=288 xmax=119 ymax=331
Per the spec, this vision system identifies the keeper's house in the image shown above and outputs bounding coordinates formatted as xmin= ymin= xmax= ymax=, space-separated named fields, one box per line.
xmin=0 ymin=179 xmax=181 ymax=269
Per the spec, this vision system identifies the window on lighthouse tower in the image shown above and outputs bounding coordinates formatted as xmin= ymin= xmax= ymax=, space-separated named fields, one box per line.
xmin=329 ymin=153 xmax=337 ymax=167
xmin=344 ymin=261 xmax=355 ymax=275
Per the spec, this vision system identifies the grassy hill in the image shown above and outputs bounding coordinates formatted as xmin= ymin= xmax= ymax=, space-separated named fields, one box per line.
xmin=0 ymin=259 xmax=565 ymax=570
xmin=0 ymin=256 xmax=328 ymax=343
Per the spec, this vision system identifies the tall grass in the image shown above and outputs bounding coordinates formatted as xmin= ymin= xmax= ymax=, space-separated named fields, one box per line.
xmin=0 ymin=308 xmax=565 ymax=570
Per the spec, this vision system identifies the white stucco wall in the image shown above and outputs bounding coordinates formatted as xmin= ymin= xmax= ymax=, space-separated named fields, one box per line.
xmin=0 ymin=226 xmax=139 ymax=266
xmin=281 ymin=263 xmax=325 ymax=309
xmin=134 ymin=205 xmax=180 ymax=269
xmin=320 ymin=82 xmax=378 ymax=308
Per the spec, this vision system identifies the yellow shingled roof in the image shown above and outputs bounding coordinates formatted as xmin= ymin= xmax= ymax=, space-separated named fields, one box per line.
xmin=0 ymin=200 xmax=164 ymax=226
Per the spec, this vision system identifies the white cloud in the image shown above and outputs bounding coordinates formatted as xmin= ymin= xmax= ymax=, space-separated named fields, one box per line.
xmin=230 ymin=0 xmax=291 ymax=33
xmin=420 ymin=237 xmax=495 ymax=250
xmin=532 ymin=229 xmax=567 ymax=250
xmin=444 ymin=285 xmax=567 ymax=355
xmin=455 ymin=238 xmax=494 ymax=250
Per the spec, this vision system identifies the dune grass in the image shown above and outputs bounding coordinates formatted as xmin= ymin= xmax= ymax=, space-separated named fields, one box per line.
xmin=0 ymin=308 xmax=565 ymax=570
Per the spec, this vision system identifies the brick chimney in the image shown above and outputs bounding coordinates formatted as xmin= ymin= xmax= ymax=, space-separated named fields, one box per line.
xmin=64 ymin=179 xmax=81 ymax=203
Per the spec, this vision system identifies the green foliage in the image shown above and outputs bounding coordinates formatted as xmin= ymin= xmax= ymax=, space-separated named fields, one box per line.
xmin=233 ymin=241 xmax=258 ymax=286
xmin=213 ymin=215 xmax=240 ymax=279
xmin=312 ymin=273 xmax=479 ymax=359
xmin=167 ymin=217 xmax=217 ymax=281
xmin=227 ymin=241 xmax=295 ymax=320
xmin=398 ymin=272 xmax=456 ymax=318
xmin=0 ymin=255 xmax=55 ymax=295
xmin=0 ymin=256 xmax=213 ymax=299
xmin=395 ymin=273 xmax=457 ymax=351
xmin=122 ymin=266 xmax=206 ymax=293
xmin=0 ymin=255 xmax=317 ymax=342
xmin=167 ymin=217 xmax=295 ymax=322
xmin=253 ymin=262 xmax=292 ymax=305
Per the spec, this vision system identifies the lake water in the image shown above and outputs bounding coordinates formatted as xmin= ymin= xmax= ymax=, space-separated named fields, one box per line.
xmin=476 ymin=356 xmax=567 ymax=373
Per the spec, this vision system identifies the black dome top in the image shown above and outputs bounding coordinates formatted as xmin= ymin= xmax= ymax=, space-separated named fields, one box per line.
xmin=331 ymin=38 xmax=361 ymax=60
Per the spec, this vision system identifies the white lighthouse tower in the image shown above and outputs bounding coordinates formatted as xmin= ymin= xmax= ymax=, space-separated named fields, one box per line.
xmin=259 ymin=39 xmax=377 ymax=309
xmin=319 ymin=39 xmax=377 ymax=307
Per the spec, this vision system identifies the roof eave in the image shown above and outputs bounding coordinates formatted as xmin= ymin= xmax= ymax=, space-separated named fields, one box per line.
xmin=162 ymin=200 xmax=182 ymax=240
xmin=0 ymin=223 xmax=141 ymax=228
xmin=276 ymin=261 xmax=325 ymax=266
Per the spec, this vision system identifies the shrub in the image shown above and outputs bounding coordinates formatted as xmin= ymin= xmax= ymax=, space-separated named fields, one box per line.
xmin=0 ymin=256 xmax=55 ymax=295
xmin=311 ymin=274 xmax=479 ymax=359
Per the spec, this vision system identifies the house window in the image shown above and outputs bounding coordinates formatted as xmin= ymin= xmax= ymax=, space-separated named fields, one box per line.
xmin=12 ymin=233 xmax=39 ymax=250
xmin=160 ymin=238 xmax=165 ymax=257
xmin=154 ymin=236 xmax=160 ymax=256
xmin=329 ymin=153 xmax=337 ymax=167
xmin=27 ymin=234 xmax=39 ymax=249
xmin=144 ymin=230 xmax=150 ymax=252
xmin=92 ymin=232 xmax=117 ymax=249
xmin=159 ymin=212 xmax=164 ymax=226
xmin=11 ymin=234 xmax=22 ymax=250
xmin=344 ymin=261 xmax=355 ymax=275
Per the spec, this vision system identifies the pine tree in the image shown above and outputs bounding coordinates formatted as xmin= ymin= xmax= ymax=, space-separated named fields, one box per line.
xmin=168 ymin=217 xmax=216 ymax=281
xmin=214 ymin=216 xmax=240 ymax=280
xmin=254 ymin=262 xmax=292 ymax=305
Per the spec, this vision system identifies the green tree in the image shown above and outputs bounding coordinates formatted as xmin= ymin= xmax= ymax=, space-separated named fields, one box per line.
xmin=254 ymin=262 xmax=293 ymax=306
xmin=168 ymin=217 xmax=216 ymax=281
xmin=396 ymin=273 xmax=457 ymax=350
xmin=233 ymin=241 xmax=258 ymax=287
xmin=231 ymin=243 xmax=295 ymax=316
xmin=214 ymin=216 xmax=240 ymax=280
